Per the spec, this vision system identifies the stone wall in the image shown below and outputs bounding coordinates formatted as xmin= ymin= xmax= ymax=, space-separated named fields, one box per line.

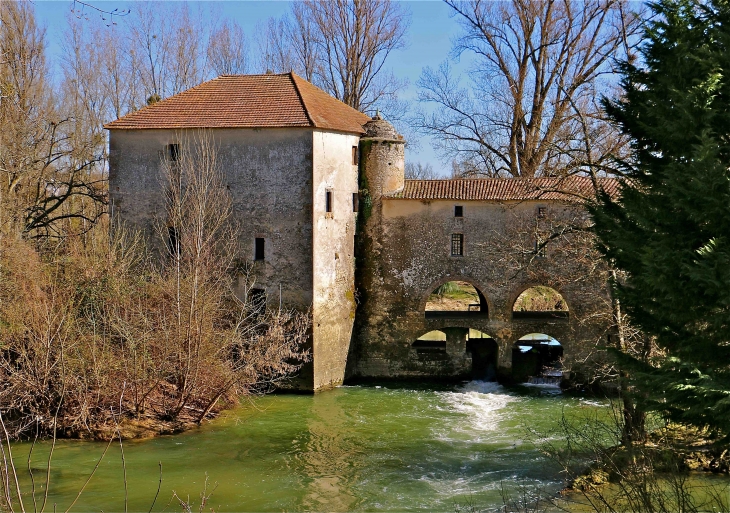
xmin=109 ymin=127 xmax=316 ymax=309
xmin=109 ymin=127 xmax=318 ymax=387
xmin=352 ymin=196 xmax=614 ymax=381
xmin=109 ymin=124 xmax=615 ymax=389
xmin=311 ymin=130 xmax=360 ymax=390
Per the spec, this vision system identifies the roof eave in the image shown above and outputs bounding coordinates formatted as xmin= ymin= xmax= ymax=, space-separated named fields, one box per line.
xmin=104 ymin=124 xmax=364 ymax=134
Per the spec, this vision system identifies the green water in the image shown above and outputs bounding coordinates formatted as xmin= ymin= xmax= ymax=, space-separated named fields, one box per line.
xmin=14 ymin=381 xmax=606 ymax=512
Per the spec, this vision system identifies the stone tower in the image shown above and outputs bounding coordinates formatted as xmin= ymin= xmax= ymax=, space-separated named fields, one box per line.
xmin=349 ymin=115 xmax=405 ymax=378
xmin=360 ymin=113 xmax=405 ymax=211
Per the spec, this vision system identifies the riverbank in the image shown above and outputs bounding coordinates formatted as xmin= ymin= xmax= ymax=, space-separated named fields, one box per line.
xmin=7 ymin=381 xmax=729 ymax=512
xmin=5 ymin=381 xmax=579 ymax=511
xmin=570 ymin=423 xmax=730 ymax=496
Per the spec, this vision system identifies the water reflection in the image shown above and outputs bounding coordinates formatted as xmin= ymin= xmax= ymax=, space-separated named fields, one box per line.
xmin=9 ymin=382 xmax=620 ymax=512
xmin=295 ymin=388 xmax=361 ymax=511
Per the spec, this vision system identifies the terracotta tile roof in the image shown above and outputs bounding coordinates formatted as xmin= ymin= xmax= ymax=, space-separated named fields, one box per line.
xmin=390 ymin=176 xmax=621 ymax=202
xmin=104 ymin=73 xmax=371 ymax=134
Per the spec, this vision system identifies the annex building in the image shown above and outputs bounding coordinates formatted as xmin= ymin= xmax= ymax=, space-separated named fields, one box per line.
xmin=105 ymin=72 xmax=617 ymax=391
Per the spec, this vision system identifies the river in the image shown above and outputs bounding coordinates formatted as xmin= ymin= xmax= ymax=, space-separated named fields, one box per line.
xmin=14 ymin=381 xmax=609 ymax=512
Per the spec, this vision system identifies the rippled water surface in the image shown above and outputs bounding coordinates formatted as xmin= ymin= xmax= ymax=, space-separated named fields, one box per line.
xmin=14 ymin=381 xmax=606 ymax=512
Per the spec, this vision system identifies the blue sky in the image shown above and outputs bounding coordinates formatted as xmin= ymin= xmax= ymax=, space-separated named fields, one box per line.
xmin=34 ymin=0 xmax=467 ymax=175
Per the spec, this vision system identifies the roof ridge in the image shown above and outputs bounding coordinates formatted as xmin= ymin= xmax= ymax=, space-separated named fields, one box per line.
xmin=218 ymin=72 xmax=291 ymax=77
xmin=289 ymin=72 xmax=316 ymax=128
xmin=104 ymin=73 xmax=369 ymax=133
xmin=396 ymin=177 xmax=620 ymax=201
xmin=103 ymin=75 xmax=226 ymax=128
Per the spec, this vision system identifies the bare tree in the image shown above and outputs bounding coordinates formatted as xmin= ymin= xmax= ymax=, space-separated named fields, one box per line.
xmin=414 ymin=0 xmax=641 ymax=178
xmin=305 ymin=0 xmax=409 ymax=113
xmin=0 ymin=1 xmax=106 ymax=238
xmin=256 ymin=17 xmax=299 ymax=76
xmin=207 ymin=19 xmax=248 ymax=76
xmin=257 ymin=0 xmax=409 ymax=116
xmin=126 ymin=2 xmax=211 ymax=103
xmin=404 ymin=162 xmax=439 ymax=180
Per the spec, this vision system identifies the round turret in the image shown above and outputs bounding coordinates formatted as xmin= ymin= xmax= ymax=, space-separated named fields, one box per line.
xmin=363 ymin=112 xmax=402 ymax=140
xmin=360 ymin=113 xmax=405 ymax=200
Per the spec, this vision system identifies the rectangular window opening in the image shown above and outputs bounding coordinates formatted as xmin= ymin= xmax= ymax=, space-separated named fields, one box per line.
xmin=167 ymin=226 xmax=180 ymax=258
xmin=254 ymin=237 xmax=265 ymax=261
xmin=167 ymin=143 xmax=180 ymax=162
xmin=537 ymin=206 xmax=547 ymax=219
xmin=451 ymin=233 xmax=464 ymax=257
xmin=352 ymin=192 xmax=359 ymax=212
xmin=352 ymin=146 xmax=359 ymax=166
xmin=326 ymin=189 xmax=333 ymax=213
xmin=535 ymin=238 xmax=547 ymax=258
xmin=455 ymin=205 xmax=463 ymax=218
xmin=248 ymin=288 xmax=266 ymax=314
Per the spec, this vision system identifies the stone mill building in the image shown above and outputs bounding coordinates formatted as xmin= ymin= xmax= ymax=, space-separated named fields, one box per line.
xmin=105 ymin=72 xmax=617 ymax=391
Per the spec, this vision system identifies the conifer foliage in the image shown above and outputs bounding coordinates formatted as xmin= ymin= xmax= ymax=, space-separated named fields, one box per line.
xmin=592 ymin=0 xmax=730 ymax=433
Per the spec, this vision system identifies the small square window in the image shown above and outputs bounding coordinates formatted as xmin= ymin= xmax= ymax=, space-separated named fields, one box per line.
xmin=167 ymin=143 xmax=180 ymax=162
xmin=254 ymin=237 xmax=265 ymax=261
xmin=455 ymin=205 xmax=463 ymax=218
xmin=352 ymin=146 xmax=359 ymax=166
xmin=451 ymin=233 xmax=464 ymax=256
xmin=352 ymin=192 xmax=359 ymax=212
xmin=326 ymin=190 xmax=333 ymax=213
xmin=537 ymin=206 xmax=547 ymax=218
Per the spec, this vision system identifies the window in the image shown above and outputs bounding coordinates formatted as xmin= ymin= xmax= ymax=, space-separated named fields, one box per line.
xmin=352 ymin=146 xmax=359 ymax=165
xmin=254 ymin=237 xmax=265 ymax=261
xmin=454 ymin=205 xmax=463 ymax=218
xmin=249 ymin=288 xmax=266 ymax=314
xmin=535 ymin=237 xmax=547 ymax=258
xmin=326 ymin=190 xmax=333 ymax=213
xmin=537 ymin=206 xmax=547 ymax=219
xmin=167 ymin=227 xmax=180 ymax=258
xmin=451 ymin=233 xmax=464 ymax=256
xmin=352 ymin=192 xmax=359 ymax=212
xmin=167 ymin=143 xmax=180 ymax=162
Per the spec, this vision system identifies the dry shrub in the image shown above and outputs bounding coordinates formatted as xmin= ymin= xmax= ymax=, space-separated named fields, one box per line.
xmin=0 ymin=132 xmax=311 ymax=440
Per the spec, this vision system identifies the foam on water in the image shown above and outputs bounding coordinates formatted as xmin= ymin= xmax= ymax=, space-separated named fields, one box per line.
xmin=521 ymin=382 xmax=563 ymax=395
xmin=433 ymin=381 xmax=520 ymax=441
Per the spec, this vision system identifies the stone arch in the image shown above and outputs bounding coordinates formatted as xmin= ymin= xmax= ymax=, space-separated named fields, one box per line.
xmin=420 ymin=275 xmax=493 ymax=319
xmin=511 ymin=332 xmax=565 ymax=383
xmin=510 ymin=284 xmax=570 ymax=320
xmin=411 ymin=329 xmax=447 ymax=353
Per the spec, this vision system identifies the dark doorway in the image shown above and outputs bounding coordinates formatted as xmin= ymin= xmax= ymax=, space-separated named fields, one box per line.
xmin=466 ymin=329 xmax=497 ymax=380
xmin=511 ymin=333 xmax=563 ymax=383
xmin=248 ymin=288 xmax=266 ymax=314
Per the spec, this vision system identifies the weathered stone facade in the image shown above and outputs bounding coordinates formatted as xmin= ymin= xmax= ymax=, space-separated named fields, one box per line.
xmin=108 ymin=126 xmax=360 ymax=391
xmin=351 ymin=193 xmax=613 ymax=381
xmin=106 ymin=73 xmax=616 ymax=391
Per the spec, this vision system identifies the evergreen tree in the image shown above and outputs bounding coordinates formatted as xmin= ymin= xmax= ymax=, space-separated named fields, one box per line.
xmin=592 ymin=0 xmax=730 ymax=434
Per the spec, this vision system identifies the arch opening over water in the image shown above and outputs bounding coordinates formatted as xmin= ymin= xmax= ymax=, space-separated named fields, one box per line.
xmin=412 ymin=330 xmax=447 ymax=353
xmin=466 ymin=329 xmax=497 ymax=381
xmin=512 ymin=286 xmax=569 ymax=319
xmin=511 ymin=333 xmax=564 ymax=383
xmin=425 ymin=281 xmax=488 ymax=319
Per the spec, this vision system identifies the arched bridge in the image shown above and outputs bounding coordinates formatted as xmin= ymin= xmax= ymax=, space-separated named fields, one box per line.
xmin=351 ymin=189 xmax=613 ymax=383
